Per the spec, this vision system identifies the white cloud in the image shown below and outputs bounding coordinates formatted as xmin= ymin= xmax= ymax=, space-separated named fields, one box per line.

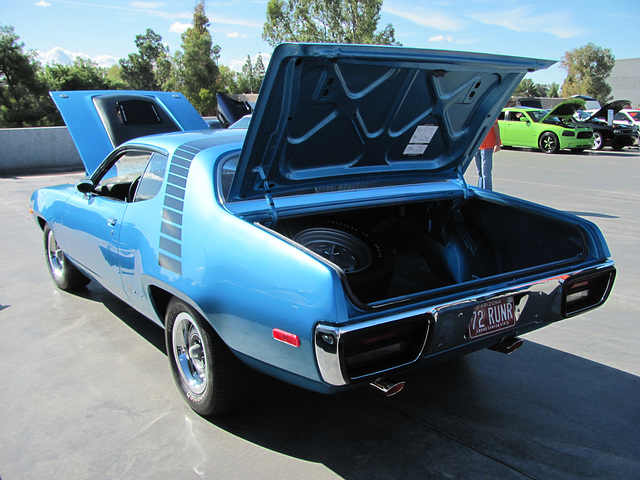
xmin=35 ymin=0 xmax=51 ymax=6
xmin=38 ymin=47 xmax=117 ymax=67
xmin=382 ymin=3 xmax=466 ymax=31
xmin=467 ymin=6 xmax=582 ymax=39
xmin=429 ymin=35 xmax=454 ymax=43
xmin=169 ymin=21 xmax=191 ymax=34
xmin=226 ymin=32 xmax=250 ymax=39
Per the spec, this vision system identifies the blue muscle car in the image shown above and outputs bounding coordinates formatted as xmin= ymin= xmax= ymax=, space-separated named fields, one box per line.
xmin=31 ymin=44 xmax=615 ymax=415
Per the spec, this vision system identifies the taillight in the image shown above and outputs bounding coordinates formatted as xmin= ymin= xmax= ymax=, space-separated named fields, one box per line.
xmin=340 ymin=317 xmax=428 ymax=380
xmin=563 ymin=268 xmax=615 ymax=317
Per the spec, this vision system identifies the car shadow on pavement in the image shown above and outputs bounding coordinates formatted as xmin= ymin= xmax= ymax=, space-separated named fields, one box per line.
xmin=212 ymin=343 xmax=640 ymax=480
xmin=72 ymin=281 xmax=166 ymax=352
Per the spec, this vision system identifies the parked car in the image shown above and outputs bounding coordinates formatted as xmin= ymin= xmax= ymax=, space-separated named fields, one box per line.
xmin=570 ymin=95 xmax=600 ymax=111
xmin=614 ymin=109 xmax=640 ymax=127
xmin=499 ymin=99 xmax=594 ymax=153
xmin=31 ymin=44 xmax=615 ymax=416
xmin=614 ymin=109 xmax=640 ymax=145
xmin=576 ymin=100 xmax=639 ymax=150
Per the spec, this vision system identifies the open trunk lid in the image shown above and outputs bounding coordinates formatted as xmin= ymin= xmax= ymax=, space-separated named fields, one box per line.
xmin=227 ymin=43 xmax=555 ymax=202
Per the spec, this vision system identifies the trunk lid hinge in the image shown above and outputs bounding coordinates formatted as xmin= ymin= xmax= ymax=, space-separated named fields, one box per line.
xmin=457 ymin=167 xmax=470 ymax=200
xmin=255 ymin=167 xmax=278 ymax=227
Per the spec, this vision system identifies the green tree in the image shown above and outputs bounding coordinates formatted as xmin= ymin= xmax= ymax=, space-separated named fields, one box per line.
xmin=513 ymin=79 xmax=544 ymax=97
xmin=235 ymin=54 xmax=267 ymax=94
xmin=119 ymin=28 xmax=172 ymax=90
xmin=175 ymin=1 xmax=220 ymax=114
xmin=254 ymin=53 xmax=266 ymax=92
xmin=42 ymin=57 xmax=112 ymax=91
xmin=237 ymin=55 xmax=255 ymax=94
xmin=217 ymin=65 xmax=238 ymax=95
xmin=262 ymin=0 xmax=401 ymax=47
xmin=547 ymin=82 xmax=560 ymax=98
xmin=105 ymin=64 xmax=127 ymax=88
xmin=561 ymin=43 xmax=615 ymax=104
xmin=0 ymin=25 xmax=52 ymax=127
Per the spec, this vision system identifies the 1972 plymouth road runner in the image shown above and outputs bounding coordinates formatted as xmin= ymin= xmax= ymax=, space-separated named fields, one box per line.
xmin=31 ymin=43 xmax=615 ymax=415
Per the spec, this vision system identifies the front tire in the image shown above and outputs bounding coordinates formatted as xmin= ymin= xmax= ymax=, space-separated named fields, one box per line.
xmin=592 ymin=131 xmax=604 ymax=150
xmin=43 ymin=224 xmax=89 ymax=290
xmin=539 ymin=132 xmax=559 ymax=154
xmin=165 ymin=298 xmax=254 ymax=416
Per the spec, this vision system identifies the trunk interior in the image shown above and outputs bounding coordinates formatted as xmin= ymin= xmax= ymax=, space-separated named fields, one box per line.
xmin=273 ymin=198 xmax=586 ymax=304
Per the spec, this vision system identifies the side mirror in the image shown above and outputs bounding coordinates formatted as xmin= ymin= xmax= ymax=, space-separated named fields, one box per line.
xmin=76 ymin=179 xmax=96 ymax=194
xmin=519 ymin=117 xmax=529 ymax=122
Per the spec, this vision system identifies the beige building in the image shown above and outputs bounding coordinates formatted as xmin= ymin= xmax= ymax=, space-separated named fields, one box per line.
xmin=609 ymin=58 xmax=640 ymax=108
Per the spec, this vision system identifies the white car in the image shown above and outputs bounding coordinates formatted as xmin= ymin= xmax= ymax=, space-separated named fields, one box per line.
xmin=614 ymin=110 xmax=640 ymax=145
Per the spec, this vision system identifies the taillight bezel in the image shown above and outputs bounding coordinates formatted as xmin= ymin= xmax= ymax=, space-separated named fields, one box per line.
xmin=563 ymin=267 xmax=616 ymax=317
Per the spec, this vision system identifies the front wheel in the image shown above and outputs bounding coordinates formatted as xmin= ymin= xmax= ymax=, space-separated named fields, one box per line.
xmin=43 ymin=224 xmax=89 ymax=290
xmin=592 ymin=131 xmax=604 ymax=150
xmin=165 ymin=298 xmax=254 ymax=416
xmin=539 ymin=132 xmax=559 ymax=154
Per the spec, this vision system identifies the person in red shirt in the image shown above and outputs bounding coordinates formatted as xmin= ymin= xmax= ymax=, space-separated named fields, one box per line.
xmin=474 ymin=121 xmax=501 ymax=190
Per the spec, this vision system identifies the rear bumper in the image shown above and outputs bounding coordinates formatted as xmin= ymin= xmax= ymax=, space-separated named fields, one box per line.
xmin=315 ymin=262 xmax=615 ymax=386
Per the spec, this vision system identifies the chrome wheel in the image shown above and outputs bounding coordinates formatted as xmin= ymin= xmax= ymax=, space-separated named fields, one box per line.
xmin=592 ymin=131 xmax=604 ymax=150
xmin=172 ymin=311 xmax=208 ymax=395
xmin=46 ymin=228 xmax=65 ymax=281
xmin=42 ymin=223 xmax=89 ymax=290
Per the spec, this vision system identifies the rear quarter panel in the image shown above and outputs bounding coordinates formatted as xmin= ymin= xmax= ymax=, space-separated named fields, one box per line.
xmin=157 ymin=149 xmax=348 ymax=385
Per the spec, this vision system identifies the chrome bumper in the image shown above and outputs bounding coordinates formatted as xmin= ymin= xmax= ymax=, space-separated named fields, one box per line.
xmin=315 ymin=262 xmax=615 ymax=386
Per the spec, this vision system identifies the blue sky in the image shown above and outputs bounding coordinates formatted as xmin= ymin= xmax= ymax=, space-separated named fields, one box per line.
xmin=2 ymin=0 xmax=639 ymax=87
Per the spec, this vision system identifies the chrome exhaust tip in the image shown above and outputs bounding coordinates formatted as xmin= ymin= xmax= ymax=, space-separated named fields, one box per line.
xmin=488 ymin=336 xmax=524 ymax=354
xmin=370 ymin=377 xmax=406 ymax=396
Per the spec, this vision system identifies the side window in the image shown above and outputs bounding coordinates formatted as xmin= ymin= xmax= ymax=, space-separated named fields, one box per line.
xmin=220 ymin=155 xmax=238 ymax=201
xmin=133 ymin=152 xmax=168 ymax=202
xmin=498 ymin=111 xmax=505 ymax=120
xmin=95 ymin=150 xmax=151 ymax=202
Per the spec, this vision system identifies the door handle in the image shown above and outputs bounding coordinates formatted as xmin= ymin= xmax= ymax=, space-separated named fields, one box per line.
xmin=107 ymin=217 xmax=117 ymax=227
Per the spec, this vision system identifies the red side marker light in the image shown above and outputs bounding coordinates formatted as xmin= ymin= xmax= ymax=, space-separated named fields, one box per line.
xmin=273 ymin=328 xmax=300 ymax=347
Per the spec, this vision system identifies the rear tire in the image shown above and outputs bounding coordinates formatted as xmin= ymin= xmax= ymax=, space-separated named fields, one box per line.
xmin=43 ymin=224 xmax=89 ymax=291
xmin=165 ymin=298 xmax=255 ymax=416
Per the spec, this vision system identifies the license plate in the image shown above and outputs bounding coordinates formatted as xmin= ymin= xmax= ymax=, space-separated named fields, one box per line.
xmin=468 ymin=296 xmax=516 ymax=339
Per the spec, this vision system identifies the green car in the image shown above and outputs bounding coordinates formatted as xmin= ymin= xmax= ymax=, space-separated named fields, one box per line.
xmin=499 ymin=99 xmax=594 ymax=153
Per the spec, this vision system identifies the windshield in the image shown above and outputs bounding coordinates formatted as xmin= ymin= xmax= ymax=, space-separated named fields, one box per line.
xmin=574 ymin=110 xmax=592 ymax=121
xmin=528 ymin=110 xmax=547 ymax=122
